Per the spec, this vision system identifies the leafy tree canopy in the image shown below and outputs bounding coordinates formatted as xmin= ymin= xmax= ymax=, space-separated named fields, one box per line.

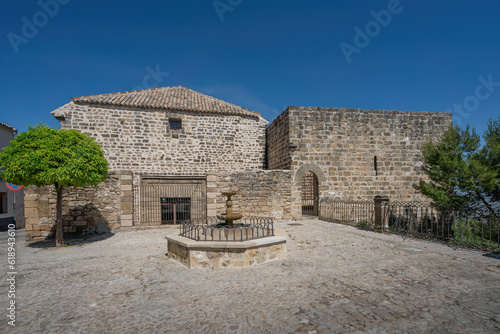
xmin=0 ymin=124 xmax=108 ymax=247
xmin=478 ymin=117 xmax=500 ymax=202
xmin=414 ymin=117 xmax=500 ymax=213
xmin=0 ymin=124 xmax=108 ymax=188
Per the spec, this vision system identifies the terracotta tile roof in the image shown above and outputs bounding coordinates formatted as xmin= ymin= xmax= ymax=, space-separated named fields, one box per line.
xmin=0 ymin=122 xmax=17 ymax=133
xmin=71 ymin=86 xmax=261 ymax=119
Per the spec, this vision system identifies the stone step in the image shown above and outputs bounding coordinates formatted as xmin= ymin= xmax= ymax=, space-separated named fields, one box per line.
xmin=298 ymin=215 xmax=319 ymax=221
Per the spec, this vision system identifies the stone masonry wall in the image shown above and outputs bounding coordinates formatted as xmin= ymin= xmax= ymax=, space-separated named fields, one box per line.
xmin=207 ymin=170 xmax=292 ymax=221
xmin=57 ymin=103 xmax=268 ymax=175
xmin=15 ymin=189 xmax=25 ymax=229
xmin=266 ymin=108 xmax=290 ymax=170
xmin=268 ymin=107 xmax=452 ymax=219
xmin=24 ymin=172 xmax=125 ymax=241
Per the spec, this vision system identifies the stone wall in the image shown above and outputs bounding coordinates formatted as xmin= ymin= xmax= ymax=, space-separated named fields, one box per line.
xmin=266 ymin=109 xmax=291 ymax=170
xmin=57 ymin=103 xmax=268 ymax=175
xmin=14 ymin=189 xmax=25 ymax=229
xmin=267 ymin=107 xmax=452 ymax=218
xmin=24 ymin=172 xmax=124 ymax=241
xmin=207 ymin=170 xmax=292 ymax=221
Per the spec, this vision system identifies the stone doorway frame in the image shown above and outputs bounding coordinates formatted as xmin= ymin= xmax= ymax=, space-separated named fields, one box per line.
xmin=292 ymin=164 xmax=326 ymax=219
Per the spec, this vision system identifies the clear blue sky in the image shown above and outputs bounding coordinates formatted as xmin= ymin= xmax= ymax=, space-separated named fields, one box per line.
xmin=1 ymin=0 xmax=499 ymax=135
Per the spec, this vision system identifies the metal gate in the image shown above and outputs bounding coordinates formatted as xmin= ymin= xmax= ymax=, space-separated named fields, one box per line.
xmin=140 ymin=177 xmax=206 ymax=225
xmin=302 ymin=171 xmax=318 ymax=216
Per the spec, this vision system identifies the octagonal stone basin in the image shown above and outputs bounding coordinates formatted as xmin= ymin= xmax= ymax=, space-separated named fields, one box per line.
xmin=166 ymin=228 xmax=287 ymax=269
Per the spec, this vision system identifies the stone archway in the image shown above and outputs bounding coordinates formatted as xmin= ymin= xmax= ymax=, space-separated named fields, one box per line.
xmin=294 ymin=163 xmax=326 ymax=184
xmin=293 ymin=164 xmax=326 ymax=218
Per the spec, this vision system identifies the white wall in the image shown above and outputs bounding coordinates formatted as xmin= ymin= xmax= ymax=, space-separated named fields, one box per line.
xmin=0 ymin=126 xmax=16 ymax=222
xmin=0 ymin=127 xmax=14 ymax=149
xmin=0 ymin=182 xmax=14 ymax=218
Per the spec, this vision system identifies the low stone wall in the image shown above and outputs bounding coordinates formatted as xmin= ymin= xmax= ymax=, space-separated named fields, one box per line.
xmin=166 ymin=230 xmax=287 ymax=268
xmin=24 ymin=169 xmax=291 ymax=239
xmin=207 ymin=170 xmax=292 ymax=221
xmin=24 ymin=171 xmax=128 ymax=241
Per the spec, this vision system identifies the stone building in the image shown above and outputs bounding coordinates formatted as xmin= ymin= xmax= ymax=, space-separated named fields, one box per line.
xmin=265 ymin=107 xmax=452 ymax=218
xmin=25 ymin=86 xmax=289 ymax=239
xmin=24 ymin=86 xmax=451 ymax=240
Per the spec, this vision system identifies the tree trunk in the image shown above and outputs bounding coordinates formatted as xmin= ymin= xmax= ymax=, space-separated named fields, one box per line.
xmin=55 ymin=183 xmax=64 ymax=247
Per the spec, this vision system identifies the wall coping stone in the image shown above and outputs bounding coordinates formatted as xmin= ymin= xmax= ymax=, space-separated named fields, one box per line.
xmin=166 ymin=228 xmax=287 ymax=250
xmin=285 ymin=106 xmax=453 ymax=116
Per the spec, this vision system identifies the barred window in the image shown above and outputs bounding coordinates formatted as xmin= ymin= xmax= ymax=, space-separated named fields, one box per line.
xmin=169 ymin=119 xmax=182 ymax=130
xmin=160 ymin=197 xmax=191 ymax=224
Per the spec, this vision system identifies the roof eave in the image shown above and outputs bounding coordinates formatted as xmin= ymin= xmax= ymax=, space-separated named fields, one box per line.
xmin=72 ymin=100 xmax=261 ymax=119
xmin=0 ymin=122 xmax=17 ymax=133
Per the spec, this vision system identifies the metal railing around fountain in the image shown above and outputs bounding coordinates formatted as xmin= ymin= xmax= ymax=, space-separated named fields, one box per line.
xmin=179 ymin=216 xmax=275 ymax=242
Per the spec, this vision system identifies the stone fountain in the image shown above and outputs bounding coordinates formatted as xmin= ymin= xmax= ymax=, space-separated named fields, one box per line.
xmin=165 ymin=190 xmax=287 ymax=269
xmin=216 ymin=191 xmax=242 ymax=226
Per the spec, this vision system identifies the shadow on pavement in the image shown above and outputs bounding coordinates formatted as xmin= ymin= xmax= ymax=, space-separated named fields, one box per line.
xmin=26 ymin=232 xmax=115 ymax=248
xmin=483 ymin=252 xmax=500 ymax=260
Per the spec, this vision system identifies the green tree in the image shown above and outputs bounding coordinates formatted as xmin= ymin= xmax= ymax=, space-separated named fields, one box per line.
xmin=414 ymin=118 xmax=500 ymax=214
xmin=477 ymin=118 xmax=500 ymax=202
xmin=0 ymin=124 xmax=108 ymax=247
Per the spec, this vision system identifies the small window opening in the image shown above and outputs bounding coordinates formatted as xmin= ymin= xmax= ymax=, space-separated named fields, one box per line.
xmin=0 ymin=192 xmax=7 ymax=214
xmin=374 ymin=156 xmax=378 ymax=176
xmin=169 ymin=119 xmax=182 ymax=130
xmin=160 ymin=197 xmax=191 ymax=224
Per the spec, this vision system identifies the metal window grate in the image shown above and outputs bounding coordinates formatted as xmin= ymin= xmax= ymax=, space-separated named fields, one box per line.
xmin=140 ymin=178 xmax=206 ymax=225
xmin=161 ymin=197 xmax=191 ymax=224
xmin=169 ymin=119 xmax=182 ymax=130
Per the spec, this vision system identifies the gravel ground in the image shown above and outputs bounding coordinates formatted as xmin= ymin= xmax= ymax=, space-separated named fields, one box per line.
xmin=1 ymin=220 xmax=499 ymax=334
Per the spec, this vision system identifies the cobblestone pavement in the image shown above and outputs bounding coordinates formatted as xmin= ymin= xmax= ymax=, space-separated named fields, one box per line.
xmin=1 ymin=220 xmax=500 ymax=334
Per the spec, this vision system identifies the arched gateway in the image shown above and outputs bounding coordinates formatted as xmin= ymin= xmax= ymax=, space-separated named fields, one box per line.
xmin=301 ymin=171 xmax=318 ymax=216
xmin=294 ymin=164 xmax=326 ymax=217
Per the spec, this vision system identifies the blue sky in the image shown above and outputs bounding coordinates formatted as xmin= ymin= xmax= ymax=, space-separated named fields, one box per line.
xmin=1 ymin=0 xmax=499 ymax=135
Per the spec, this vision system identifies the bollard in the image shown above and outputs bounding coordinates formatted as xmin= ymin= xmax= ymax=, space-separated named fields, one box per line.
xmin=374 ymin=195 xmax=389 ymax=232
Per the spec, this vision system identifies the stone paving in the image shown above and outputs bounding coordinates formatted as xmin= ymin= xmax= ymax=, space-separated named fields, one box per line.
xmin=1 ymin=220 xmax=500 ymax=333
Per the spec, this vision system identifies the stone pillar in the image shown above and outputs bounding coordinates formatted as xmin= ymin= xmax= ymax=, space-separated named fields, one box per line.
xmin=206 ymin=172 xmax=217 ymax=217
xmin=120 ymin=170 xmax=134 ymax=227
xmin=24 ymin=191 xmax=38 ymax=240
xmin=13 ymin=188 xmax=25 ymax=229
xmin=374 ymin=195 xmax=389 ymax=232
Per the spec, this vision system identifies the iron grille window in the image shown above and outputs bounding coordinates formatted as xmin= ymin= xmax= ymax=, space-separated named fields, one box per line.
xmin=161 ymin=197 xmax=191 ymax=224
xmin=140 ymin=179 xmax=206 ymax=226
xmin=169 ymin=119 xmax=182 ymax=130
